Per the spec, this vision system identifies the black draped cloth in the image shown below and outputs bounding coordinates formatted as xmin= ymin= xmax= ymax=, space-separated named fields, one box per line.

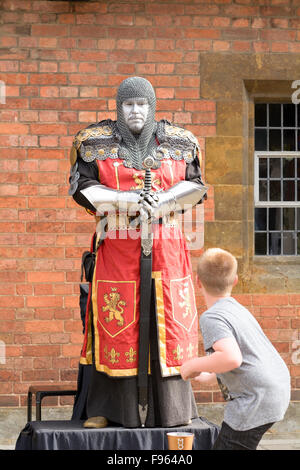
xmin=15 ymin=418 xmax=219 ymax=450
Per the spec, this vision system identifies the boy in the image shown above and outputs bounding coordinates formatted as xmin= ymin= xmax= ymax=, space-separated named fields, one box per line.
xmin=180 ymin=248 xmax=291 ymax=450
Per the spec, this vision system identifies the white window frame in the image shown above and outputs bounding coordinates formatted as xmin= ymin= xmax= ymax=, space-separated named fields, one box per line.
xmin=254 ymin=151 xmax=300 ymax=207
xmin=254 ymin=151 xmax=300 ymax=256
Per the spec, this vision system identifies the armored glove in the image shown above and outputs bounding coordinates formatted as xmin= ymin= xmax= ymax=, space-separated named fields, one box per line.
xmin=139 ymin=180 xmax=207 ymax=221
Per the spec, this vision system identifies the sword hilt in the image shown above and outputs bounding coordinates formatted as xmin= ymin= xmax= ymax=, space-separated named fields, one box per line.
xmin=143 ymin=156 xmax=155 ymax=193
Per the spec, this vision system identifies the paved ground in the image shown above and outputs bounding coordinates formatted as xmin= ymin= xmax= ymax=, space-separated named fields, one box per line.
xmin=259 ymin=438 xmax=300 ymax=450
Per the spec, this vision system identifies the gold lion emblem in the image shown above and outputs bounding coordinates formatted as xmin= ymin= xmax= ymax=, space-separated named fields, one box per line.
xmin=102 ymin=287 xmax=126 ymax=327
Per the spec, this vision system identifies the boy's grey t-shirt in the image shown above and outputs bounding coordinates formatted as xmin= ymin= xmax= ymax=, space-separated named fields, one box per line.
xmin=200 ymin=297 xmax=290 ymax=431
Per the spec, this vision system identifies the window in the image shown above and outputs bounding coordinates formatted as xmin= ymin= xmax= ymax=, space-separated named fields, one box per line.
xmin=254 ymin=103 xmax=300 ymax=256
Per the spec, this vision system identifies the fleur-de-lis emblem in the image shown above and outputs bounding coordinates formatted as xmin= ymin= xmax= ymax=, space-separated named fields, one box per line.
xmin=125 ymin=347 xmax=137 ymax=363
xmin=104 ymin=345 xmax=120 ymax=364
xmin=186 ymin=343 xmax=194 ymax=359
xmin=172 ymin=344 xmax=184 ymax=361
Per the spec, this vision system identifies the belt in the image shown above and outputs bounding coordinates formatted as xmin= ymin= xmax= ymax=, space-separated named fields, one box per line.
xmin=103 ymin=213 xmax=178 ymax=231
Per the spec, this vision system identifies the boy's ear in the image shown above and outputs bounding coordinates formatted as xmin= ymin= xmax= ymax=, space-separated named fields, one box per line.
xmin=196 ymin=274 xmax=202 ymax=288
xmin=233 ymin=274 xmax=238 ymax=287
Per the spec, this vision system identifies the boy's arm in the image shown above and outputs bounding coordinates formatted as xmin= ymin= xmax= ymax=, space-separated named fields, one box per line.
xmin=180 ymin=337 xmax=242 ymax=381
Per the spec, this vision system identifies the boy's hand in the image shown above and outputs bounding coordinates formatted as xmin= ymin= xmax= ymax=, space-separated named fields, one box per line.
xmin=180 ymin=358 xmax=201 ymax=381
xmin=193 ymin=372 xmax=217 ymax=386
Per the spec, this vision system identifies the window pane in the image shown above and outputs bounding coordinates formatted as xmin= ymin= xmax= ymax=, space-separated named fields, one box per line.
xmin=283 ymin=208 xmax=295 ymax=230
xmin=297 ymin=180 xmax=300 ymax=201
xmin=297 ymin=158 xmax=300 ymax=177
xmin=269 ymin=129 xmax=281 ymax=151
xmin=283 ymin=103 xmax=295 ymax=127
xmin=269 ymin=104 xmax=281 ymax=127
xmin=283 ymin=233 xmax=295 ymax=255
xmin=298 ymin=208 xmax=300 ymax=230
xmin=283 ymin=130 xmax=296 ymax=151
xmin=283 ymin=180 xmax=295 ymax=201
xmin=255 ymin=104 xmax=267 ymax=127
xmin=255 ymin=232 xmax=267 ymax=255
xmin=269 ymin=208 xmax=281 ymax=230
xmin=269 ymin=232 xmax=281 ymax=255
xmin=297 ymin=233 xmax=300 ymax=255
xmin=283 ymin=158 xmax=295 ymax=178
xmin=269 ymin=158 xmax=281 ymax=178
xmin=269 ymin=180 xmax=281 ymax=201
xmin=259 ymin=180 xmax=268 ymax=201
xmin=255 ymin=208 xmax=267 ymax=230
xmin=259 ymin=158 xmax=267 ymax=178
xmin=255 ymin=129 xmax=267 ymax=150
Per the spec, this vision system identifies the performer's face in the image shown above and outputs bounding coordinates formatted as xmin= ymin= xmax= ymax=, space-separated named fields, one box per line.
xmin=122 ymin=97 xmax=149 ymax=134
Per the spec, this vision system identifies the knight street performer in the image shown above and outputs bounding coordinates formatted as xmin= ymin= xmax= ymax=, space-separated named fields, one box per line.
xmin=68 ymin=77 xmax=207 ymax=428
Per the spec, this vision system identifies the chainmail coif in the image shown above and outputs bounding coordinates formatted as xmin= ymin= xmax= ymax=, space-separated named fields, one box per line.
xmin=116 ymin=77 xmax=157 ymax=170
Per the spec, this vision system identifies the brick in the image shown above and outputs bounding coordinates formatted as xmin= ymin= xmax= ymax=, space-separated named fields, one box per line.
xmin=252 ymin=294 xmax=289 ymax=306
xmin=185 ymin=29 xmax=221 ymax=39
xmin=31 ymin=25 xmax=68 ymax=37
xmin=24 ymin=320 xmax=64 ymax=333
xmin=30 ymin=74 xmax=67 ymax=85
xmin=26 ymin=222 xmax=64 ymax=233
xmin=261 ymin=30 xmax=296 ymax=41
xmin=69 ymin=98 xmax=107 ymax=111
xmin=23 ymin=345 xmax=60 ymax=357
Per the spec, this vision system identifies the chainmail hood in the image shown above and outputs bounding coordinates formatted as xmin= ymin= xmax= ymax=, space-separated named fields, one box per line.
xmin=116 ymin=77 xmax=157 ymax=170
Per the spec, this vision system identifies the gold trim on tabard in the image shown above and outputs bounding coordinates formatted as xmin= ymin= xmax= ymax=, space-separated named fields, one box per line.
xmin=113 ymin=161 xmax=120 ymax=190
xmin=79 ymin=282 xmax=93 ymax=365
xmin=152 ymin=271 xmax=181 ymax=377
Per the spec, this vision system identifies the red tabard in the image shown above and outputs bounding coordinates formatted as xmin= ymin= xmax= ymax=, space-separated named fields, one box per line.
xmin=80 ymin=157 xmax=199 ymax=377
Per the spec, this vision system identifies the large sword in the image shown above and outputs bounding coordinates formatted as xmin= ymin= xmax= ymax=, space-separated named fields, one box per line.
xmin=138 ymin=155 xmax=155 ymax=427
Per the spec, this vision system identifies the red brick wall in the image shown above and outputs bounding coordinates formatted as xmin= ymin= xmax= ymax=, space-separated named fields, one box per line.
xmin=0 ymin=0 xmax=299 ymax=407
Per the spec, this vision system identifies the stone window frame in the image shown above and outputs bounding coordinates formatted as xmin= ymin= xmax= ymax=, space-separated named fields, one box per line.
xmin=249 ymin=93 xmax=300 ymax=263
xmin=200 ymin=52 xmax=300 ymax=293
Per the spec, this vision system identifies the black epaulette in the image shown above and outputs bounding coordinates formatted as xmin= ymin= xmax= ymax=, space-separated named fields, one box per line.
xmin=156 ymin=119 xmax=201 ymax=165
xmin=69 ymin=119 xmax=120 ymax=166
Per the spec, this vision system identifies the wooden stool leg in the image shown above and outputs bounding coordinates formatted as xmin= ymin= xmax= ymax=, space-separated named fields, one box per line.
xmin=27 ymin=391 xmax=32 ymax=422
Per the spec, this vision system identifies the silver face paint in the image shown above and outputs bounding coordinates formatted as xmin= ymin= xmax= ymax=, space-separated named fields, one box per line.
xmin=121 ymin=98 xmax=149 ymax=134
